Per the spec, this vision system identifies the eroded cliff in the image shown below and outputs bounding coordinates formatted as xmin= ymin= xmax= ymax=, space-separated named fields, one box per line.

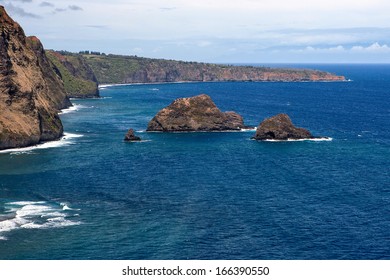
xmin=46 ymin=50 xmax=99 ymax=98
xmin=0 ymin=6 xmax=70 ymax=150
xmin=82 ymin=54 xmax=346 ymax=84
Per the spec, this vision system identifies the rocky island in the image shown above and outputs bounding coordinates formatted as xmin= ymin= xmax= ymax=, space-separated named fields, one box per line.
xmin=124 ymin=129 xmax=141 ymax=142
xmin=147 ymin=94 xmax=250 ymax=132
xmin=252 ymin=113 xmax=315 ymax=141
xmin=0 ymin=6 xmax=70 ymax=150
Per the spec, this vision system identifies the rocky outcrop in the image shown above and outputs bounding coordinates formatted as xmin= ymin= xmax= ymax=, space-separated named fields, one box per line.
xmin=0 ymin=6 xmax=70 ymax=150
xmin=252 ymin=113 xmax=313 ymax=140
xmin=46 ymin=50 xmax=99 ymax=98
xmin=82 ymin=54 xmax=346 ymax=85
xmin=147 ymin=94 xmax=249 ymax=132
xmin=124 ymin=129 xmax=141 ymax=141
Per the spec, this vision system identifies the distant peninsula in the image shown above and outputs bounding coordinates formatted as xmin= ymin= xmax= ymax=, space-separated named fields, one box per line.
xmin=47 ymin=51 xmax=346 ymax=87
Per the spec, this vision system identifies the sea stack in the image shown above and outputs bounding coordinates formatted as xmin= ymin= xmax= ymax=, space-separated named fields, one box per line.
xmin=252 ymin=113 xmax=313 ymax=140
xmin=124 ymin=129 xmax=141 ymax=141
xmin=0 ymin=6 xmax=70 ymax=150
xmin=147 ymin=94 xmax=249 ymax=132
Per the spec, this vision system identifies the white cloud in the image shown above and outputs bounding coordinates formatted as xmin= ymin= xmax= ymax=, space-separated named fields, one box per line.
xmin=302 ymin=45 xmax=346 ymax=53
xmin=197 ymin=41 xmax=212 ymax=47
xmin=351 ymin=42 xmax=390 ymax=52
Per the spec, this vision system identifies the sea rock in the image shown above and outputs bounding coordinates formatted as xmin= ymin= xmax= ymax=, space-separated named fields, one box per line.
xmin=252 ymin=113 xmax=313 ymax=140
xmin=124 ymin=129 xmax=141 ymax=141
xmin=146 ymin=94 xmax=248 ymax=132
xmin=0 ymin=6 xmax=70 ymax=150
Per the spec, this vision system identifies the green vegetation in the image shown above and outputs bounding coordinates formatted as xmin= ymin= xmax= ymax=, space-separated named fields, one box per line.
xmin=46 ymin=51 xmax=99 ymax=98
xmin=83 ymin=54 xmax=142 ymax=84
xmin=47 ymin=51 xmax=344 ymax=87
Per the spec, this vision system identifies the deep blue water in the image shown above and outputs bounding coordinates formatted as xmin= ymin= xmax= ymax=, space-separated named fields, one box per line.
xmin=0 ymin=64 xmax=389 ymax=259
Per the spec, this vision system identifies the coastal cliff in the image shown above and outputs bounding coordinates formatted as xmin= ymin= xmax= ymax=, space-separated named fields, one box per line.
xmin=0 ymin=6 xmax=70 ymax=150
xmin=46 ymin=50 xmax=99 ymax=98
xmin=82 ymin=54 xmax=346 ymax=84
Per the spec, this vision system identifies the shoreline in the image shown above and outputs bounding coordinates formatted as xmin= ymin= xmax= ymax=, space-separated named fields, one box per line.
xmin=0 ymin=133 xmax=83 ymax=154
xmin=98 ymin=79 xmax=348 ymax=89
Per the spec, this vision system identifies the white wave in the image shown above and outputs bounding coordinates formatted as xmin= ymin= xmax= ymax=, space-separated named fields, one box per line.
xmin=240 ymin=127 xmax=257 ymax=132
xmin=7 ymin=201 xmax=45 ymax=206
xmin=60 ymin=202 xmax=80 ymax=211
xmin=0 ymin=133 xmax=83 ymax=155
xmin=59 ymin=104 xmax=86 ymax=115
xmin=0 ymin=201 xmax=81 ymax=240
xmin=263 ymin=137 xmax=333 ymax=142
xmin=147 ymin=128 xmax=257 ymax=133
xmin=150 ymin=88 xmax=159 ymax=91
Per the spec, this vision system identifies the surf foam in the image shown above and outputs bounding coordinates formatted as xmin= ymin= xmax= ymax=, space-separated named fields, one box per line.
xmin=59 ymin=104 xmax=86 ymax=115
xmin=263 ymin=137 xmax=333 ymax=142
xmin=0 ymin=201 xmax=81 ymax=240
xmin=0 ymin=133 xmax=83 ymax=155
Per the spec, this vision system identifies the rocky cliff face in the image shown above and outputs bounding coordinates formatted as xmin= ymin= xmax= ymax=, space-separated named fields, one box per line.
xmin=0 ymin=6 xmax=70 ymax=150
xmin=147 ymin=94 xmax=249 ymax=132
xmin=46 ymin=50 xmax=99 ymax=98
xmin=252 ymin=113 xmax=313 ymax=140
xmin=83 ymin=54 xmax=346 ymax=85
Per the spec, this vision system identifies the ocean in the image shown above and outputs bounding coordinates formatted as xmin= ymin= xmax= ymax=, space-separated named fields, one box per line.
xmin=0 ymin=64 xmax=389 ymax=259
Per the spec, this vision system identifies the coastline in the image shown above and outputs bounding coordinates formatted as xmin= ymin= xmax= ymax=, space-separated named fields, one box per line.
xmin=98 ymin=78 xmax=348 ymax=89
xmin=0 ymin=103 xmax=83 ymax=154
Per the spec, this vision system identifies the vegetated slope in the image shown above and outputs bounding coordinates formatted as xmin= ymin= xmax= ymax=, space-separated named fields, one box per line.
xmin=0 ymin=6 xmax=70 ymax=150
xmin=81 ymin=54 xmax=345 ymax=84
xmin=46 ymin=50 xmax=99 ymax=98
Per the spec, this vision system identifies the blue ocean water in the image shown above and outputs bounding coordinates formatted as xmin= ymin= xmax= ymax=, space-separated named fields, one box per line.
xmin=0 ymin=64 xmax=389 ymax=259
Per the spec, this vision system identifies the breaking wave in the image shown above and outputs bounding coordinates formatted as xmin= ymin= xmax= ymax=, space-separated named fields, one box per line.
xmin=59 ymin=104 xmax=86 ymax=115
xmin=0 ymin=201 xmax=81 ymax=240
xmin=263 ymin=137 xmax=333 ymax=142
xmin=0 ymin=133 xmax=83 ymax=155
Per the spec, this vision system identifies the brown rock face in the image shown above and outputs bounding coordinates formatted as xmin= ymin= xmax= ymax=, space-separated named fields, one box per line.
xmin=252 ymin=113 xmax=313 ymax=140
xmin=147 ymin=94 xmax=248 ymax=132
xmin=124 ymin=129 xmax=141 ymax=141
xmin=0 ymin=6 xmax=70 ymax=150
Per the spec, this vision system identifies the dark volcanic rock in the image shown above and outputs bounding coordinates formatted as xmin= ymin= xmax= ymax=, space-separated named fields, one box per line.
xmin=147 ymin=94 xmax=248 ymax=132
xmin=252 ymin=113 xmax=313 ymax=140
xmin=0 ymin=6 xmax=70 ymax=150
xmin=124 ymin=129 xmax=141 ymax=141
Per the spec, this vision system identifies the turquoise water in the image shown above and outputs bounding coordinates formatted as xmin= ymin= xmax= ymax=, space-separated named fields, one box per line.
xmin=0 ymin=64 xmax=389 ymax=259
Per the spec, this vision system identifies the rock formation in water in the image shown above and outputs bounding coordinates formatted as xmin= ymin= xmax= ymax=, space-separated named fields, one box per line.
xmin=46 ymin=50 xmax=99 ymax=98
xmin=252 ymin=113 xmax=313 ymax=140
xmin=147 ymin=94 xmax=249 ymax=132
xmin=0 ymin=6 xmax=70 ymax=150
xmin=124 ymin=129 xmax=141 ymax=141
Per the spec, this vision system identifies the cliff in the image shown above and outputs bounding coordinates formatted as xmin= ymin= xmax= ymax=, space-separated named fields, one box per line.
xmin=0 ymin=6 xmax=70 ymax=150
xmin=46 ymin=50 xmax=99 ymax=98
xmin=147 ymin=94 xmax=249 ymax=132
xmin=81 ymin=54 xmax=346 ymax=84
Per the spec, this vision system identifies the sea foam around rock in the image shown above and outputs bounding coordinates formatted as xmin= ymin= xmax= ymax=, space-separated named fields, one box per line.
xmin=0 ymin=133 xmax=83 ymax=155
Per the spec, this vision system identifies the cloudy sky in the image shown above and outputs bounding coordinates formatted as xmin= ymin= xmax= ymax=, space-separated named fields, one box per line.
xmin=1 ymin=0 xmax=390 ymax=63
